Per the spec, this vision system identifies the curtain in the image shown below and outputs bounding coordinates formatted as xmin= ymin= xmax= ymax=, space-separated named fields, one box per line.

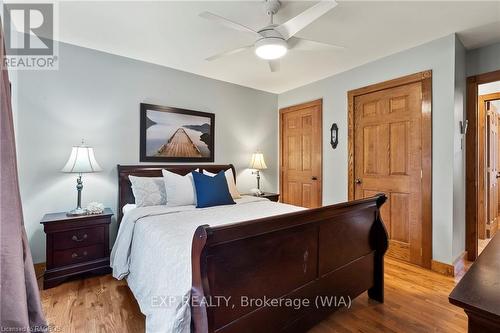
xmin=0 ymin=17 xmax=47 ymax=332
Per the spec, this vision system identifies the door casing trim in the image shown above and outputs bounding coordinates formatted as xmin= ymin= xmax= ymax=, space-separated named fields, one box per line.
xmin=477 ymin=92 xmax=500 ymax=241
xmin=347 ymin=70 xmax=433 ymax=269
xmin=466 ymin=69 xmax=500 ymax=261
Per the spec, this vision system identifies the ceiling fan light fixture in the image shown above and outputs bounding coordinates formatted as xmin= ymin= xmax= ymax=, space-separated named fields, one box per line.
xmin=254 ymin=38 xmax=288 ymax=60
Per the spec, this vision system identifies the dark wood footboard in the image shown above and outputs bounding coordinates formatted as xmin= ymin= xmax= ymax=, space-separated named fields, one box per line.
xmin=191 ymin=194 xmax=388 ymax=333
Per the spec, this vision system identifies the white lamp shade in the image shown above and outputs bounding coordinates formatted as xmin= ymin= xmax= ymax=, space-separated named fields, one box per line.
xmin=250 ymin=153 xmax=267 ymax=170
xmin=61 ymin=146 xmax=102 ymax=173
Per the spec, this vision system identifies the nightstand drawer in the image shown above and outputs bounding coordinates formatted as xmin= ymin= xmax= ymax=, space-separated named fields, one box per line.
xmin=41 ymin=208 xmax=113 ymax=289
xmin=53 ymin=244 xmax=104 ymax=267
xmin=52 ymin=226 xmax=105 ymax=250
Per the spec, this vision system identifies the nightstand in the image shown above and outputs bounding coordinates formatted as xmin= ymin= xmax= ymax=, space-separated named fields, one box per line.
xmin=245 ymin=192 xmax=280 ymax=202
xmin=40 ymin=208 xmax=113 ymax=289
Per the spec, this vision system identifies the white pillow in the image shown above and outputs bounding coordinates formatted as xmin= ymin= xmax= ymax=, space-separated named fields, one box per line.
xmin=162 ymin=169 xmax=198 ymax=207
xmin=122 ymin=204 xmax=137 ymax=215
xmin=129 ymin=176 xmax=166 ymax=207
xmin=203 ymin=169 xmax=241 ymax=199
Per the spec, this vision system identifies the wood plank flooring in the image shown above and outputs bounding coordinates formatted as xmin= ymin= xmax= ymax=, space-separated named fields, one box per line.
xmin=39 ymin=258 xmax=467 ymax=333
xmin=157 ymin=128 xmax=202 ymax=157
xmin=478 ymin=238 xmax=491 ymax=255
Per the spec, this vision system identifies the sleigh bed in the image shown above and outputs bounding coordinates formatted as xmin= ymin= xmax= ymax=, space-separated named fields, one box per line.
xmin=115 ymin=164 xmax=388 ymax=333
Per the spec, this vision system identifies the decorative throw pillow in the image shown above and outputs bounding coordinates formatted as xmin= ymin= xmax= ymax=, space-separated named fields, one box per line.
xmin=203 ymin=169 xmax=241 ymax=199
xmin=129 ymin=176 xmax=167 ymax=207
xmin=162 ymin=169 xmax=197 ymax=207
xmin=192 ymin=171 xmax=236 ymax=208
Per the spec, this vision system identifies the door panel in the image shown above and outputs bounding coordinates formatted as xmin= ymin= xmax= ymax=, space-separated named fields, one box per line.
xmin=389 ymin=122 xmax=408 ymax=175
xmin=497 ymin=103 xmax=500 ymax=230
xmin=363 ymin=125 xmax=389 ymax=175
xmin=391 ymin=193 xmax=410 ymax=243
xmin=487 ymin=102 xmax=499 ymax=238
xmin=302 ymin=134 xmax=312 ymax=171
xmin=280 ymin=100 xmax=322 ymax=208
xmin=354 ymin=82 xmax=423 ymax=265
xmin=286 ymin=182 xmax=300 ymax=206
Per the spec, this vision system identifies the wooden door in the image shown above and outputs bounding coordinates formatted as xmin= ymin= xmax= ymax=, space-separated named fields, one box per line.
xmin=478 ymin=95 xmax=500 ymax=241
xmin=353 ymin=82 xmax=423 ymax=265
xmin=487 ymin=102 xmax=499 ymax=238
xmin=497 ymin=103 xmax=500 ymax=229
xmin=280 ymin=99 xmax=322 ymax=208
xmin=478 ymin=96 xmax=487 ymax=240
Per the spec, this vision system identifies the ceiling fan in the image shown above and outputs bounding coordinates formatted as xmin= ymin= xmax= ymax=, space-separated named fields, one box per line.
xmin=200 ymin=0 xmax=343 ymax=72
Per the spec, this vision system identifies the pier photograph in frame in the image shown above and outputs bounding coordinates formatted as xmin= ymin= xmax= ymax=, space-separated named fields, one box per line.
xmin=140 ymin=103 xmax=214 ymax=162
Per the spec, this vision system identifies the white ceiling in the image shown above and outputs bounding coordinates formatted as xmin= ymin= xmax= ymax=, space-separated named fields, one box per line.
xmin=54 ymin=1 xmax=500 ymax=93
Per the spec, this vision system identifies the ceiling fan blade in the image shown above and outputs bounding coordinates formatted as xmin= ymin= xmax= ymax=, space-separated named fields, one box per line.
xmin=268 ymin=60 xmax=280 ymax=72
xmin=289 ymin=37 xmax=345 ymax=51
xmin=206 ymin=45 xmax=253 ymax=61
xmin=275 ymin=0 xmax=338 ymax=40
xmin=200 ymin=11 xmax=261 ymax=37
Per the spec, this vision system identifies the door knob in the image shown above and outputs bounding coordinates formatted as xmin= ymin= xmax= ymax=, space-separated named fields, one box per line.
xmin=355 ymin=178 xmax=362 ymax=184
xmin=311 ymin=176 xmax=318 ymax=180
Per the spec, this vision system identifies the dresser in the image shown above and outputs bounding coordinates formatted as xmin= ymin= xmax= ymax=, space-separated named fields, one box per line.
xmin=449 ymin=234 xmax=500 ymax=332
xmin=40 ymin=208 xmax=113 ymax=289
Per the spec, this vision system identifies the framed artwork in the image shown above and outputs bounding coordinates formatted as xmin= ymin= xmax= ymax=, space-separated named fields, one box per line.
xmin=140 ymin=103 xmax=215 ymax=162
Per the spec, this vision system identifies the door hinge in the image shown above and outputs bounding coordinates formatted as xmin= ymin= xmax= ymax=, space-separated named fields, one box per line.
xmin=420 ymin=169 xmax=423 ymax=179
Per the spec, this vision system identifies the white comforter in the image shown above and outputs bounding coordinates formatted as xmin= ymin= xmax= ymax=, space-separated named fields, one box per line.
xmin=110 ymin=196 xmax=304 ymax=333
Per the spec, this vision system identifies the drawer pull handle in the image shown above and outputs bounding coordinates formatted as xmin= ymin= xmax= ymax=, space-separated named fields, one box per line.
xmin=71 ymin=251 xmax=88 ymax=259
xmin=72 ymin=234 xmax=88 ymax=242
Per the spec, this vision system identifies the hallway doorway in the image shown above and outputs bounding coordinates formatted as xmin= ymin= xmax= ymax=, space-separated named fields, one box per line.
xmin=466 ymin=71 xmax=500 ymax=260
xmin=478 ymin=88 xmax=500 ymax=254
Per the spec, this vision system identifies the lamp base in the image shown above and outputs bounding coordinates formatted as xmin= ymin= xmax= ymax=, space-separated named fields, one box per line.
xmin=66 ymin=208 xmax=87 ymax=217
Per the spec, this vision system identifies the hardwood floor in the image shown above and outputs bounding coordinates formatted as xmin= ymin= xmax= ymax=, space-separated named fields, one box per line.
xmin=478 ymin=238 xmax=490 ymax=255
xmin=39 ymin=274 xmax=145 ymax=333
xmin=39 ymin=258 xmax=467 ymax=333
xmin=310 ymin=258 xmax=467 ymax=333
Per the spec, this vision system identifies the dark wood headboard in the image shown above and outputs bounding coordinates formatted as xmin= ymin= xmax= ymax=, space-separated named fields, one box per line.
xmin=117 ymin=164 xmax=236 ymax=225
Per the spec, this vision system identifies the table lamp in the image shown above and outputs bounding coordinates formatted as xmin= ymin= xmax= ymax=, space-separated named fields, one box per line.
xmin=61 ymin=141 xmax=102 ymax=216
xmin=250 ymin=152 xmax=267 ymax=195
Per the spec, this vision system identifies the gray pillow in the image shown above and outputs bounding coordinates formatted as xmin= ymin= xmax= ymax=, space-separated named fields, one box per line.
xmin=129 ymin=176 xmax=167 ymax=207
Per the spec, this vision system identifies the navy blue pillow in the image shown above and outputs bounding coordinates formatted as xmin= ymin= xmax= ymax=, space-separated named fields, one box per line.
xmin=192 ymin=171 xmax=236 ymax=208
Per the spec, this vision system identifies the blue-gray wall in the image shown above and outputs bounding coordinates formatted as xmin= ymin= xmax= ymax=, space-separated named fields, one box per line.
xmin=278 ymin=34 xmax=458 ymax=264
xmin=453 ymin=35 xmax=467 ymax=261
xmin=467 ymin=42 xmax=500 ymax=77
xmin=14 ymin=41 xmax=278 ymax=263
xmin=14 ymin=34 xmax=500 ymax=265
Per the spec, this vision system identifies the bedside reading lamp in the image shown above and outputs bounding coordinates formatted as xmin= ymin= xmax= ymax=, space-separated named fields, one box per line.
xmin=250 ymin=152 xmax=267 ymax=196
xmin=61 ymin=141 xmax=102 ymax=216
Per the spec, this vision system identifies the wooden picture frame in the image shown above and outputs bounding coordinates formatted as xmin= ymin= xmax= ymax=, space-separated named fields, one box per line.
xmin=140 ymin=103 xmax=215 ymax=162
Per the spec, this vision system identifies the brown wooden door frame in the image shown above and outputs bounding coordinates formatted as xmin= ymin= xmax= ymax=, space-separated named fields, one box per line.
xmin=466 ymin=69 xmax=500 ymax=261
xmin=480 ymin=93 xmax=500 ymax=240
xmin=279 ymin=99 xmax=323 ymax=206
xmin=347 ymin=71 xmax=433 ymax=269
